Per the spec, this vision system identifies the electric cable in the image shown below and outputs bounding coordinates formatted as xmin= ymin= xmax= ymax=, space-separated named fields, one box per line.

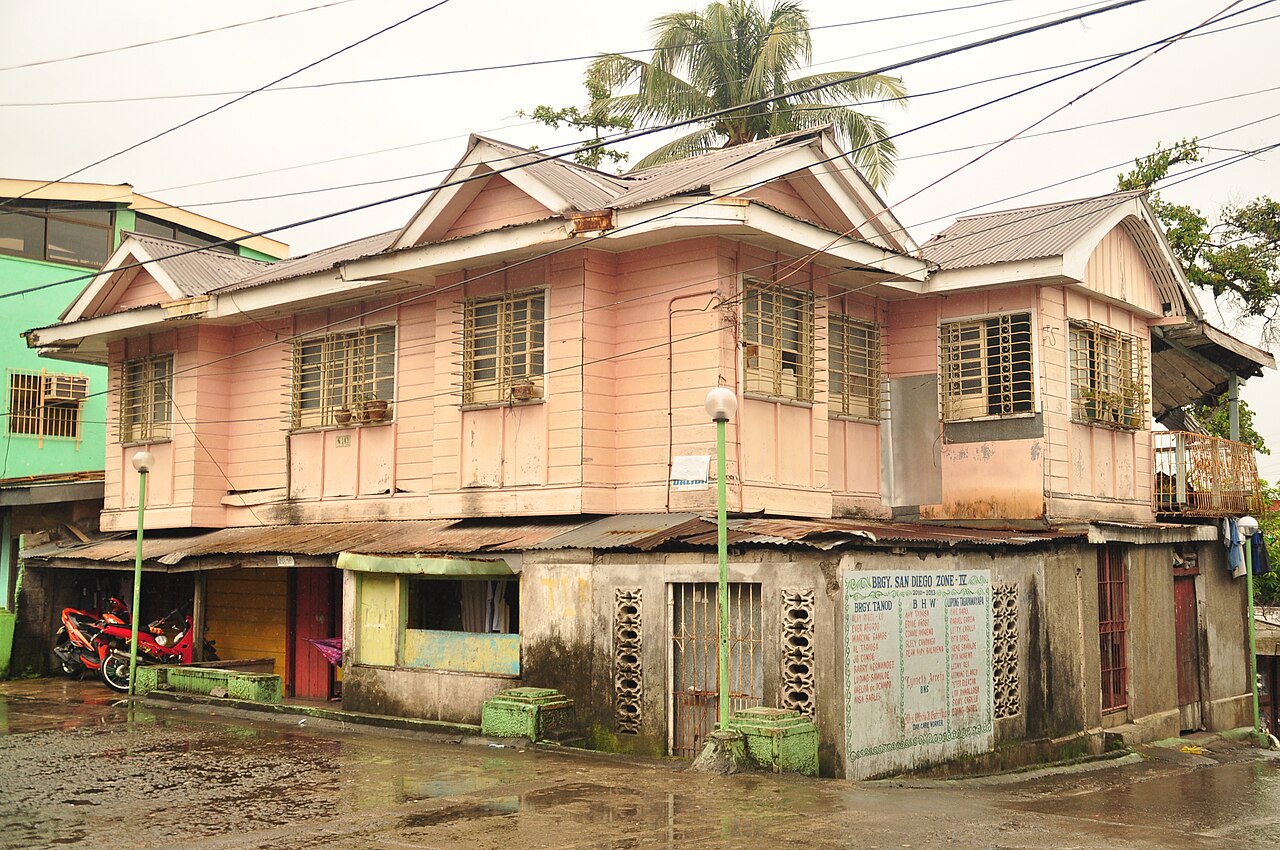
xmin=0 ymin=0 xmax=1031 ymax=105
xmin=0 ymin=1 xmax=366 ymax=72
xmin=0 ymin=0 xmax=1159 ymax=303
xmin=0 ymin=1 xmax=456 ymax=213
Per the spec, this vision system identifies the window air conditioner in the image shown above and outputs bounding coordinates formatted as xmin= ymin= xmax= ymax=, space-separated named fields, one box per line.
xmin=42 ymin=374 xmax=89 ymax=404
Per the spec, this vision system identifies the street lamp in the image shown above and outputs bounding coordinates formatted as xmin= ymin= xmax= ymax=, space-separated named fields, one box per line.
xmin=704 ymin=387 xmax=737 ymax=730
xmin=1238 ymin=514 xmax=1261 ymax=739
xmin=127 ymin=450 xmax=154 ymax=697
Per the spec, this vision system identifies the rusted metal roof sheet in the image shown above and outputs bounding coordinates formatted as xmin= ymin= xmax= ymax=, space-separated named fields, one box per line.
xmin=682 ymin=518 xmax=1075 ymax=549
xmin=532 ymin=513 xmax=702 ymax=550
xmin=921 ymin=192 xmax=1144 ymax=271
xmin=128 ymin=233 xmax=269 ymax=296
xmin=21 ymin=519 xmax=582 ymax=565
xmin=214 ymin=230 xmax=397 ymax=292
xmin=23 ymin=515 xmax=1087 ymax=566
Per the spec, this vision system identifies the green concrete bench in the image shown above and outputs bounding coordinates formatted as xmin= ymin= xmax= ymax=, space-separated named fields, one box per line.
xmin=135 ymin=665 xmax=283 ymax=704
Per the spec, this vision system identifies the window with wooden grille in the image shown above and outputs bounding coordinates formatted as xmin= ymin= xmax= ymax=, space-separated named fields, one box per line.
xmin=1098 ymin=544 xmax=1129 ymax=712
xmin=292 ymin=326 xmax=395 ymax=429
xmin=743 ymin=280 xmax=814 ymax=401
xmin=1070 ymin=321 xmax=1143 ymax=429
xmin=829 ymin=315 xmax=880 ymax=419
xmin=7 ymin=371 xmax=86 ymax=442
xmin=120 ymin=355 xmax=173 ymax=443
xmin=463 ymin=289 xmax=545 ymax=405
xmin=940 ymin=312 xmax=1034 ymax=420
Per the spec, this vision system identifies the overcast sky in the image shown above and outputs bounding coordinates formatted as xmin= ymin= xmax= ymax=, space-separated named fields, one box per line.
xmin=4 ymin=0 xmax=1279 ymax=476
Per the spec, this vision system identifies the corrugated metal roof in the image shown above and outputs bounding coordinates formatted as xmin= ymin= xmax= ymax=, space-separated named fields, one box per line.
xmin=128 ymin=233 xmax=269 ymax=296
xmin=920 ymin=192 xmax=1144 ymax=270
xmin=612 ymin=129 xmax=821 ymax=209
xmin=213 ymin=230 xmax=396 ymax=292
xmin=21 ymin=519 xmax=582 ymax=565
xmin=532 ymin=513 xmax=702 ymax=549
xmin=473 ymin=136 xmax=627 ymax=211
xmin=22 ymin=515 xmax=1087 ymax=566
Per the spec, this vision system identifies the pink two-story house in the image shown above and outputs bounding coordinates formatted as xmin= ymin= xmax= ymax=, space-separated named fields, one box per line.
xmin=26 ymin=128 xmax=1271 ymax=777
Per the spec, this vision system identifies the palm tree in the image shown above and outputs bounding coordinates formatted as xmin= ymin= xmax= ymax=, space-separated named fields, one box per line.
xmin=588 ymin=0 xmax=906 ymax=187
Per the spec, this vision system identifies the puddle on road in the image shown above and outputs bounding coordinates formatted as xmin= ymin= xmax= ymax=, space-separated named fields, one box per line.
xmin=1010 ymin=759 xmax=1280 ymax=835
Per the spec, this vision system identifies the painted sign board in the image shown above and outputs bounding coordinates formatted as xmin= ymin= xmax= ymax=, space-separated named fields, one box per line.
xmin=670 ymin=455 xmax=711 ymax=491
xmin=843 ymin=569 xmax=994 ymax=779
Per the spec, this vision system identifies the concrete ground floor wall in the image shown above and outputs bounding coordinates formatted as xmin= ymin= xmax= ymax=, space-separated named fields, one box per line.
xmin=335 ymin=535 xmax=1253 ymax=778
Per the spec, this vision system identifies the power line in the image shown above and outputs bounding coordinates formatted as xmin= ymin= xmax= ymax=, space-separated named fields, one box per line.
xmin=22 ymin=20 xmax=1249 ymax=424
xmin=0 ymin=0 xmax=365 ymax=72
xmin=45 ymin=146 xmax=1269 ymax=430
xmin=0 ymin=0 xmax=1030 ymax=107
xmin=0 ymin=1 xmax=455 ymax=214
xmin=0 ymin=0 xmax=1156 ymax=304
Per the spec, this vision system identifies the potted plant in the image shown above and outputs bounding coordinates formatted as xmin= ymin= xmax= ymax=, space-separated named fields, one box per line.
xmin=509 ymin=378 xmax=537 ymax=401
xmin=359 ymin=392 xmax=389 ymax=422
xmin=334 ymin=405 xmax=353 ymax=425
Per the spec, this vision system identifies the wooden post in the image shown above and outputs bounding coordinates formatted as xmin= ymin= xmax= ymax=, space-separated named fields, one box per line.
xmin=192 ymin=571 xmax=207 ymax=663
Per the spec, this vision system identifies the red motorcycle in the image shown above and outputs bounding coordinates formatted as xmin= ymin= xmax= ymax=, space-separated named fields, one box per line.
xmin=97 ymin=608 xmax=217 ymax=692
xmin=52 ymin=597 xmax=130 ymax=678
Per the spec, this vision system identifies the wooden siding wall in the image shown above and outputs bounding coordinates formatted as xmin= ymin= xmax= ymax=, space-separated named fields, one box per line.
xmin=205 ymin=568 xmax=288 ymax=675
xmin=442 ymin=176 xmax=552 ymax=242
xmin=105 ymin=271 xmax=169 ymax=313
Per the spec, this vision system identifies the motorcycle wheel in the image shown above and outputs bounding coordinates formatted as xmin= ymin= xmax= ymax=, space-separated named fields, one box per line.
xmin=203 ymin=641 xmax=220 ymax=662
xmin=100 ymin=654 xmax=132 ymax=692
xmin=52 ymin=628 xmax=83 ymax=677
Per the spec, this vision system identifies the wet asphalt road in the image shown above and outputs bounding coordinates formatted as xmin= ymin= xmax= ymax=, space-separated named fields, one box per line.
xmin=1 ymin=679 xmax=1278 ymax=849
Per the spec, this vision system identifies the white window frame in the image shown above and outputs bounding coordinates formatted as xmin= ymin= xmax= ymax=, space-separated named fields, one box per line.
xmin=119 ymin=354 xmax=173 ymax=444
xmin=1069 ymin=320 xmax=1144 ymax=430
xmin=462 ymin=288 xmax=547 ymax=406
xmin=742 ymin=278 xmax=815 ymax=403
xmin=939 ymin=311 xmax=1036 ymax=422
xmin=291 ymin=325 xmax=396 ymax=430
xmin=828 ymin=314 xmax=881 ymax=420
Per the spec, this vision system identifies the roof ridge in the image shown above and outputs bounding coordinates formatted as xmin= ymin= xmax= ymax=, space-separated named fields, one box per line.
xmin=946 ymin=189 xmax=1147 ymax=224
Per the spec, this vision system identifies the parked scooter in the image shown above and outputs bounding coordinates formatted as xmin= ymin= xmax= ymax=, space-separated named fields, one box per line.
xmin=96 ymin=608 xmax=217 ymax=692
xmin=52 ymin=597 xmax=130 ymax=678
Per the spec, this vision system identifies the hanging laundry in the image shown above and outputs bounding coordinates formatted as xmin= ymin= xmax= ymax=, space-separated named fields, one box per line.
xmin=1251 ymin=531 xmax=1272 ymax=576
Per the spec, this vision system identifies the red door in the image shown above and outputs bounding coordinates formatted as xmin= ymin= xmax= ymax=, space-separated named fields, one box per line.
xmin=291 ymin=568 xmax=335 ymax=700
xmin=1173 ymin=572 xmax=1203 ymax=730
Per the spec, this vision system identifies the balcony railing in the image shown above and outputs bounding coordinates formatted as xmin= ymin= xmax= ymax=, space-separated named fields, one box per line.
xmin=1153 ymin=431 xmax=1262 ymax=517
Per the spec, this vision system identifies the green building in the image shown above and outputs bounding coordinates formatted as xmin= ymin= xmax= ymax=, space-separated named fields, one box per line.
xmin=0 ymin=179 xmax=286 ymax=675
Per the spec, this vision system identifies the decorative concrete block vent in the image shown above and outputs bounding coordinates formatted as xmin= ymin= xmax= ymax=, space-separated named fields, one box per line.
xmin=727 ymin=707 xmax=819 ymax=777
xmin=481 ymin=687 xmax=576 ymax=743
xmin=134 ymin=665 xmax=283 ymax=704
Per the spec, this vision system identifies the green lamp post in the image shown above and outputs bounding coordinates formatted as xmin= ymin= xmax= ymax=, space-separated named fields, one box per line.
xmin=127 ymin=450 xmax=154 ymax=696
xmin=1239 ymin=513 xmax=1261 ymax=739
xmin=704 ymin=386 xmax=738 ymax=730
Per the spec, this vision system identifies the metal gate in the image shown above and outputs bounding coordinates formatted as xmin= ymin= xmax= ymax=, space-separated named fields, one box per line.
xmin=669 ymin=582 xmax=763 ymax=758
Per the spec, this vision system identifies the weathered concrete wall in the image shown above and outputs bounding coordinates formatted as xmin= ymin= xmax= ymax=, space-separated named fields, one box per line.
xmin=1198 ymin=541 xmax=1251 ymax=730
xmin=1126 ymin=544 xmax=1180 ymax=740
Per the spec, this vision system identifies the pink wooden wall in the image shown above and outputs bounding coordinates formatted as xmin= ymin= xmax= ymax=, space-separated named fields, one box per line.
xmin=104 ymin=271 xmax=169 ymax=313
xmin=95 ymin=219 xmax=1166 ymax=531
xmin=441 ymin=175 xmax=553 ymax=242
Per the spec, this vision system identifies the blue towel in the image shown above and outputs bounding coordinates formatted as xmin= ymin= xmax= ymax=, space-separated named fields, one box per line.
xmin=1251 ymin=531 xmax=1271 ymax=576
xmin=1226 ymin=518 xmax=1244 ymax=572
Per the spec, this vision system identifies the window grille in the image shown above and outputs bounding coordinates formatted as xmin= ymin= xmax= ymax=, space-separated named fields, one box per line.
xmin=1069 ymin=321 xmax=1144 ymax=429
xmin=291 ymin=326 xmax=395 ymax=429
xmin=743 ymin=280 xmax=814 ymax=401
xmin=829 ymin=315 xmax=880 ymax=419
xmin=1098 ymin=544 xmax=1129 ymax=712
xmin=7 ymin=370 xmax=85 ymax=442
xmin=120 ymin=354 xmax=172 ymax=443
xmin=940 ymin=312 xmax=1034 ymax=420
xmin=463 ymin=289 xmax=545 ymax=405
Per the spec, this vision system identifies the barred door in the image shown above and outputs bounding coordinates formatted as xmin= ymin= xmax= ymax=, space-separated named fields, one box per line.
xmin=669 ymin=582 xmax=763 ymax=758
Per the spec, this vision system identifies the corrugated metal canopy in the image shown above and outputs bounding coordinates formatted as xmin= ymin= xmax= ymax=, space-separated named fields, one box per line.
xmin=22 ymin=514 xmax=1092 ymax=568
xmin=213 ymin=230 xmax=396 ymax=292
xmin=1152 ymin=321 xmax=1275 ymax=418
